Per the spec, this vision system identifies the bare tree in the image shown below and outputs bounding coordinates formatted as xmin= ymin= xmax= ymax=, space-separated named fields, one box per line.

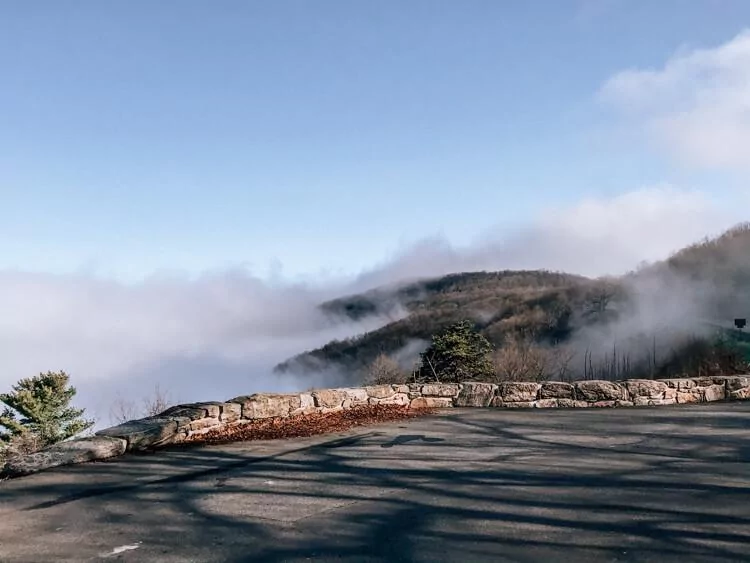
xmin=109 ymin=395 xmax=139 ymax=425
xmin=365 ymin=353 xmax=406 ymax=385
xmin=108 ymin=384 xmax=172 ymax=425
xmin=142 ymin=383 xmax=171 ymax=417
xmin=492 ymin=335 xmax=550 ymax=382
xmin=584 ymin=277 xmax=621 ymax=318
xmin=547 ymin=345 xmax=577 ymax=381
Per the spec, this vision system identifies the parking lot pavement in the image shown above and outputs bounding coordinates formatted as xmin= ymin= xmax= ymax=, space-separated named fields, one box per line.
xmin=2 ymin=403 xmax=750 ymax=562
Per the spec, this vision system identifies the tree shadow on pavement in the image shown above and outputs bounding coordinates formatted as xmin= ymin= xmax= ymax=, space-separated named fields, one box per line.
xmin=2 ymin=404 xmax=750 ymax=562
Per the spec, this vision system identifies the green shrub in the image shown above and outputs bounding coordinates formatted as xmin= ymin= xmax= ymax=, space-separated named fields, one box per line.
xmin=417 ymin=320 xmax=494 ymax=383
xmin=0 ymin=371 xmax=94 ymax=449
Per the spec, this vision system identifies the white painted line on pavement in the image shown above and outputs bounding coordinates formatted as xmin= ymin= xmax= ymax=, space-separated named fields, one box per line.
xmin=102 ymin=542 xmax=142 ymax=557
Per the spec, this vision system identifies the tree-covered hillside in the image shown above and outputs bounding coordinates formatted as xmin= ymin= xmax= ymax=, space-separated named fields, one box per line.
xmin=275 ymin=270 xmax=617 ymax=376
xmin=275 ymin=224 xmax=750 ymax=384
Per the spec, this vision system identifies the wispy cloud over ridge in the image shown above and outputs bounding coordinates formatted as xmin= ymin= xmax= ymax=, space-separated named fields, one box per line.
xmin=600 ymin=30 xmax=750 ymax=172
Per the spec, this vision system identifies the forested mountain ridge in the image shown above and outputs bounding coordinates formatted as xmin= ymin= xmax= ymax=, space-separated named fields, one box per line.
xmin=276 ymin=270 xmax=611 ymax=375
xmin=275 ymin=223 xmax=750 ymax=382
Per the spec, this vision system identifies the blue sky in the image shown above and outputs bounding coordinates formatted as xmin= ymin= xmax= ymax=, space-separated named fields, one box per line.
xmin=3 ymin=0 xmax=750 ymax=283
xmin=3 ymin=1 xmax=750 ymax=417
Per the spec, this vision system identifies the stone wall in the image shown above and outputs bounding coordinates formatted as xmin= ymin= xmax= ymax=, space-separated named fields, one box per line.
xmin=4 ymin=375 xmax=750 ymax=477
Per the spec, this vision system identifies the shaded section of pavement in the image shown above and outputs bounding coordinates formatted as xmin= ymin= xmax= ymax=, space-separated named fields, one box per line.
xmin=2 ymin=404 xmax=750 ymax=562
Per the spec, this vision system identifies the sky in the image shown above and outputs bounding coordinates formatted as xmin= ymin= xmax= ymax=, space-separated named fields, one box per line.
xmin=2 ymin=1 xmax=750 ymax=422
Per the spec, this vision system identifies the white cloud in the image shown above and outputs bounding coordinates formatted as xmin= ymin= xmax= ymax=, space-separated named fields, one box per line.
xmin=354 ymin=184 xmax=737 ymax=288
xmin=0 ymin=185 xmax=737 ymax=426
xmin=600 ymin=30 xmax=750 ymax=170
xmin=0 ymin=270 xmax=395 ymax=425
xmin=537 ymin=184 xmax=731 ymax=265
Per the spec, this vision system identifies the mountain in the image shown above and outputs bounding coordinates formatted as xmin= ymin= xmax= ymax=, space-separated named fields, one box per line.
xmin=275 ymin=223 xmax=750 ymax=383
xmin=275 ymin=270 xmax=609 ymax=376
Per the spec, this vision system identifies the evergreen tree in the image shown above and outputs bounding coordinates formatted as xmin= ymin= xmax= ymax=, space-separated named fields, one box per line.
xmin=0 ymin=371 xmax=94 ymax=447
xmin=418 ymin=320 xmax=494 ymax=383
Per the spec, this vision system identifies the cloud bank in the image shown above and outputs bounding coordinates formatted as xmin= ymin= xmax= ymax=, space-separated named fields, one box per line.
xmin=600 ymin=29 xmax=750 ymax=171
xmin=0 ymin=184 xmax=737 ymax=426
xmin=0 ymin=270 xmax=392 ymax=425
xmin=353 ymin=184 xmax=736 ymax=290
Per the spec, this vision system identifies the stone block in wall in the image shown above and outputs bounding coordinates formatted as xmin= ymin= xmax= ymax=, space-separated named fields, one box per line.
xmin=616 ymin=400 xmax=634 ymax=407
xmin=703 ymin=384 xmax=726 ymax=402
xmin=455 ymin=382 xmax=497 ymax=407
xmin=220 ymin=402 xmax=242 ymax=423
xmin=312 ymin=389 xmax=348 ymax=408
xmin=676 ymin=390 xmax=702 ymax=404
xmin=693 ymin=377 xmax=715 ymax=388
xmin=574 ymin=380 xmax=628 ymax=402
xmin=724 ymin=376 xmax=750 ymax=391
xmin=2 ymin=436 xmax=127 ymax=477
xmin=658 ymin=378 xmax=697 ymax=390
xmin=97 ymin=416 xmax=184 ymax=450
xmin=290 ymin=393 xmax=316 ymax=416
xmin=369 ymin=393 xmax=409 ymax=406
xmin=394 ymin=385 xmax=410 ymax=394
xmin=539 ymin=382 xmax=574 ymax=399
xmin=491 ymin=398 xmax=535 ymax=408
xmin=190 ymin=402 xmax=222 ymax=419
xmin=634 ymin=397 xmax=676 ymax=406
xmin=365 ymin=385 xmax=396 ymax=399
xmin=664 ymin=387 xmax=677 ymax=400
xmin=651 ymin=398 xmax=676 ymax=406
xmin=410 ymin=397 xmax=453 ymax=409
xmin=237 ymin=394 xmax=302 ymax=419
xmin=730 ymin=387 xmax=750 ymax=400
xmin=623 ymin=379 xmax=668 ymax=400
xmin=711 ymin=375 xmax=750 ymax=389
xmin=557 ymin=399 xmax=591 ymax=408
xmin=657 ymin=379 xmax=679 ymax=388
xmin=591 ymin=400 xmax=617 ymax=408
xmin=534 ymin=399 xmax=558 ymax=408
xmin=159 ymin=405 xmax=210 ymax=421
xmin=188 ymin=417 xmax=222 ymax=433
xmin=339 ymin=389 xmax=369 ymax=409
xmin=340 ymin=388 xmax=370 ymax=403
xmin=499 ymin=382 xmax=540 ymax=402
xmin=420 ymin=384 xmax=460 ymax=397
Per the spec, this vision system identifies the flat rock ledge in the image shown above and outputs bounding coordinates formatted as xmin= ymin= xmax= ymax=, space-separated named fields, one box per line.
xmin=4 ymin=375 xmax=750 ymax=478
xmin=2 ymin=436 xmax=126 ymax=478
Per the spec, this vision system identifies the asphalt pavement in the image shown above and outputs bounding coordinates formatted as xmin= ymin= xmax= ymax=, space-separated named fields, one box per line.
xmin=2 ymin=403 xmax=750 ymax=563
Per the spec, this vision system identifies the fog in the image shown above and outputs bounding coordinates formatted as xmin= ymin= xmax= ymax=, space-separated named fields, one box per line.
xmin=0 ymin=186 xmax=741 ymax=426
xmin=563 ymin=226 xmax=750 ymax=379
xmin=0 ymin=270 xmax=394 ymax=426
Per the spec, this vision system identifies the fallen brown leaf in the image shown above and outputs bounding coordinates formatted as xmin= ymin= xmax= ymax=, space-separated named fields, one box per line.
xmin=184 ymin=404 xmax=433 ymax=446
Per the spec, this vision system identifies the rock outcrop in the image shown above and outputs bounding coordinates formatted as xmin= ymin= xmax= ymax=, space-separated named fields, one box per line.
xmin=2 ymin=436 xmax=126 ymax=477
